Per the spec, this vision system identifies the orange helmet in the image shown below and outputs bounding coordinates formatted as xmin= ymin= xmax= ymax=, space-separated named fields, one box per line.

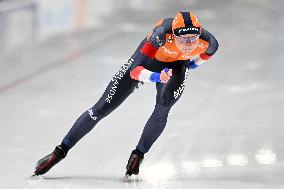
xmin=172 ymin=12 xmax=201 ymax=36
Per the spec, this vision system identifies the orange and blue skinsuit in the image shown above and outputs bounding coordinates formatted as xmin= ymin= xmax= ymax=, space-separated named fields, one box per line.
xmin=130 ymin=18 xmax=218 ymax=83
xmin=61 ymin=16 xmax=219 ymax=155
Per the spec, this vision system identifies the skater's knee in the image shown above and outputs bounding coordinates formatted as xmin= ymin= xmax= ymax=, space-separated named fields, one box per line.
xmin=149 ymin=104 xmax=171 ymax=121
xmin=154 ymin=104 xmax=171 ymax=114
xmin=87 ymin=108 xmax=105 ymax=121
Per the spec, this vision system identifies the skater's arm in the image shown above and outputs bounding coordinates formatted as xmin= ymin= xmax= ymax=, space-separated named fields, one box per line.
xmin=188 ymin=28 xmax=219 ymax=69
xmin=130 ymin=66 xmax=172 ymax=83
xmin=130 ymin=21 xmax=169 ymax=83
xmin=129 ymin=42 xmax=161 ymax=83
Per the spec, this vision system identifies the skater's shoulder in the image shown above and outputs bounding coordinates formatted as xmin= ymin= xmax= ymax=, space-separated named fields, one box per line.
xmin=153 ymin=18 xmax=173 ymax=34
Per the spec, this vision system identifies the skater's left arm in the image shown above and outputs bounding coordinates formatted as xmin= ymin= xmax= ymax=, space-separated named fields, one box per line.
xmin=188 ymin=28 xmax=219 ymax=69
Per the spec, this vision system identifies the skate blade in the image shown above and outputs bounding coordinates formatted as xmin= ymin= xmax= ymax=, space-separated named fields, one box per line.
xmin=122 ymin=173 xmax=131 ymax=182
xmin=30 ymin=173 xmax=37 ymax=178
xmin=30 ymin=172 xmax=40 ymax=178
xmin=122 ymin=173 xmax=142 ymax=182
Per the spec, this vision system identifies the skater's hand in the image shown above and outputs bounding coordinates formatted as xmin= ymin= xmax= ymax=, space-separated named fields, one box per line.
xmin=160 ymin=68 xmax=172 ymax=83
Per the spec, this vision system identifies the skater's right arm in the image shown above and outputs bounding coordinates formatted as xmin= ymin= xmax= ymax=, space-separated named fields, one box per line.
xmin=130 ymin=19 xmax=171 ymax=83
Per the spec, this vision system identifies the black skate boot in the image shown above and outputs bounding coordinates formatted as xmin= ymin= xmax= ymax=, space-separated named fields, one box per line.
xmin=125 ymin=149 xmax=144 ymax=177
xmin=34 ymin=145 xmax=67 ymax=176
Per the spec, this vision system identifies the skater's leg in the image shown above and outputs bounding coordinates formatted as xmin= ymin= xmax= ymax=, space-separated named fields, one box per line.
xmin=125 ymin=104 xmax=170 ymax=176
xmin=61 ymin=58 xmax=141 ymax=151
xmin=136 ymin=64 xmax=190 ymax=154
xmin=125 ymin=63 xmax=189 ymax=176
xmin=35 ymin=39 xmax=148 ymax=176
xmin=61 ymin=39 xmax=149 ymax=152
xmin=34 ymin=59 xmax=141 ymax=176
xmin=135 ymin=104 xmax=170 ymax=154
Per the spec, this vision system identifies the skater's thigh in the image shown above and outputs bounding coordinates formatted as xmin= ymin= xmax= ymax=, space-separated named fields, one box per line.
xmin=92 ymin=60 xmax=140 ymax=116
xmin=156 ymin=65 xmax=189 ymax=108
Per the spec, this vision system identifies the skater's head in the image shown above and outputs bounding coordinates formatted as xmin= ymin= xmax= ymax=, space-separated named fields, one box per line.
xmin=172 ymin=12 xmax=201 ymax=54
xmin=172 ymin=12 xmax=201 ymax=36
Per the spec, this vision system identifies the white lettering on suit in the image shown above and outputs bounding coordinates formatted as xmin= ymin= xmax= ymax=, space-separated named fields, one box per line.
xmin=105 ymin=58 xmax=134 ymax=103
xmin=174 ymin=68 xmax=190 ymax=99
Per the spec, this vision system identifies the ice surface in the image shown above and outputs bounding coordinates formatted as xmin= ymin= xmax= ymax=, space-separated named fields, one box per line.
xmin=0 ymin=0 xmax=284 ymax=188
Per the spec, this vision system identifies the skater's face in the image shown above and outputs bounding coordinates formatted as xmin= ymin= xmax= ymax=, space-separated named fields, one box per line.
xmin=174 ymin=34 xmax=199 ymax=54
